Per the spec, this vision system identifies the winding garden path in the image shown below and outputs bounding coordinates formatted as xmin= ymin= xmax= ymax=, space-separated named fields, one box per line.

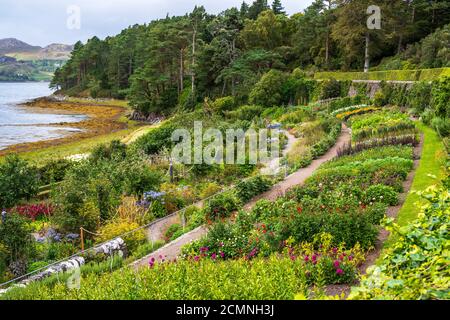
xmin=131 ymin=124 xmax=351 ymax=268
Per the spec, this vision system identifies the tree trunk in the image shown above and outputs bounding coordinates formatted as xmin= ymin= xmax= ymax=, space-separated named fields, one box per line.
xmin=180 ymin=48 xmax=184 ymax=93
xmin=364 ymin=33 xmax=370 ymax=73
xmin=397 ymin=34 xmax=403 ymax=55
xmin=191 ymin=28 xmax=197 ymax=97
xmin=325 ymin=29 xmax=330 ymax=69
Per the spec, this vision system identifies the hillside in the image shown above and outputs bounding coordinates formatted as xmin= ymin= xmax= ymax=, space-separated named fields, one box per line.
xmin=0 ymin=38 xmax=73 ymax=81
xmin=0 ymin=38 xmax=73 ymax=60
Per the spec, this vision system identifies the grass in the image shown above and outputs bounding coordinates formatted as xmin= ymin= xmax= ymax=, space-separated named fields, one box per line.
xmin=17 ymin=125 xmax=138 ymax=165
xmin=381 ymin=122 xmax=447 ymax=250
xmin=64 ymin=97 xmax=131 ymax=109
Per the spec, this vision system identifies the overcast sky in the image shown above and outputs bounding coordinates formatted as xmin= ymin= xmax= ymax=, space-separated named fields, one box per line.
xmin=0 ymin=0 xmax=313 ymax=47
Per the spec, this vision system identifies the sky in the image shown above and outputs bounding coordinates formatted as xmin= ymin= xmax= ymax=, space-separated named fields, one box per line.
xmin=0 ymin=0 xmax=313 ymax=47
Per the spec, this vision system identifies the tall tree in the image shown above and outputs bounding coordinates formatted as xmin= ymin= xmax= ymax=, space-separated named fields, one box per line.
xmin=272 ymin=0 xmax=286 ymax=15
xmin=247 ymin=0 xmax=270 ymax=19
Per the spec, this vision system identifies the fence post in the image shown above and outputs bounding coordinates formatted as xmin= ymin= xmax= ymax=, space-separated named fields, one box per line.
xmin=80 ymin=227 xmax=84 ymax=252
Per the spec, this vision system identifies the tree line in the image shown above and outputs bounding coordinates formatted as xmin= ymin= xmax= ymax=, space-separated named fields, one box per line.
xmin=51 ymin=0 xmax=450 ymax=115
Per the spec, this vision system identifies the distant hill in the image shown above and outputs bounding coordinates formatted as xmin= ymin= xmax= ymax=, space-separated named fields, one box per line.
xmin=0 ymin=38 xmax=73 ymax=61
xmin=0 ymin=38 xmax=41 ymax=54
xmin=0 ymin=38 xmax=73 ymax=81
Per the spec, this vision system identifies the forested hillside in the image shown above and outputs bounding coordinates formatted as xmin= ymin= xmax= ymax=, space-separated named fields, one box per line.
xmin=51 ymin=0 xmax=450 ymax=115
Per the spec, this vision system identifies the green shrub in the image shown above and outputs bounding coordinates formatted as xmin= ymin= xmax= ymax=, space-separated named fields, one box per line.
xmin=203 ymin=192 xmax=239 ymax=221
xmin=37 ymin=159 xmax=74 ymax=185
xmin=235 ymin=175 xmax=273 ymax=203
xmin=431 ymin=76 xmax=450 ymax=118
xmin=320 ymin=78 xmax=341 ymax=99
xmin=249 ymin=70 xmax=289 ymax=107
xmin=226 ymin=105 xmax=264 ymax=121
xmin=211 ymin=96 xmax=235 ymax=112
xmin=134 ymin=123 xmax=176 ymax=155
xmin=0 ymin=155 xmax=39 ymax=208
xmin=431 ymin=117 xmax=450 ymax=137
xmin=0 ymin=213 xmax=35 ymax=276
xmin=364 ymin=185 xmax=399 ymax=206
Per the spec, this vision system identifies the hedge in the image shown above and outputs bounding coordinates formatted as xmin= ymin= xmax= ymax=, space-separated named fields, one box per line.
xmin=314 ymin=68 xmax=450 ymax=82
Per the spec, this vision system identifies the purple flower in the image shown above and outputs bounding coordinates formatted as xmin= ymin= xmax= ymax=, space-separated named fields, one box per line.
xmin=150 ymin=257 xmax=155 ymax=263
xmin=304 ymin=255 xmax=310 ymax=262
xmin=336 ymin=268 xmax=344 ymax=275
xmin=220 ymin=252 xmax=225 ymax=258
xmin=333 ymin=260 xmax=340 ymax=268
xmin=348 ymin=255 xmax=353 ymax=261
xmin=211 ymin=253 xmax=217 ymax=260
xmin=332 ymin=247 xmax=338 ymax=254
xmin=194 ymin=256 xmax=200 ymax=262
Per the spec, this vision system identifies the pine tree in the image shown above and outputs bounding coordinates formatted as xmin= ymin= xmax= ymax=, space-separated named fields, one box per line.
xmin=240 ymin=1 xmax=249 ymax=17
xmin=247 ymin=0 xmax=269 ymax=19
xmin=272 ymin=0 xmax=285 ymax=15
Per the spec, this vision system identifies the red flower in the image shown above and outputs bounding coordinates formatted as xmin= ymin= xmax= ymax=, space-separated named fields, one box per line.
xmin=297 ymin=207 xmax=303 ymax=214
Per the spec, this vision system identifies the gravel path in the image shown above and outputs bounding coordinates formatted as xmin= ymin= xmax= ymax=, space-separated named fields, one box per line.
xmin=132 ymin=125 xmax=350 ymax=268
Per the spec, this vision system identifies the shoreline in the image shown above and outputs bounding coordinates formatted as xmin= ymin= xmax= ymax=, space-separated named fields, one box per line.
xmin=0 ymin=96 xmax=131 ymax=158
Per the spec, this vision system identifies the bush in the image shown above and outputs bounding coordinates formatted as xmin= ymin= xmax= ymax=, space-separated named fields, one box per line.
xmin=249 ymin=70 xmax=289 ymax=107
xmin=37 ymin=159 xmax=74 ymax=185
xmin=225 ymin=105 xmax=264 ymax=121
xmin=0 ymin=155 xmax=39 ymax=208
xmin=431 ymin=117 xmax=450 ymax=137
xmin=96 ymin=219 xmax=145 ymax=253
xmin=134 ymin=123 xmax=176 ymax=155
xmin=235 ymin=175 xmax=273 ymax=203
xmin=0 ymin=213 xmax=35 ymax=276
xmin=211 ymin=96 xmax=235 ymax=112
xmin=203 ymin=192 xmax=239 ymax=221
xmin=320 ymin=78 xmax=341 ymax=99
xmin=364 ymin=185 xmax=399 ymax=206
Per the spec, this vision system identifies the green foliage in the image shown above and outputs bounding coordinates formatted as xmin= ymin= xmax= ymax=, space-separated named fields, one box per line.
xmin=225 ymin=105 xmax=264 ymax=121
xmin=203 ymin=192 xmax=239 ymax=221
xmin=0 ymin=214 xmax=35 ymax=276
xmin=249 ymin=70 xmax=289 ymax=107
xmin=0 ymin=155 xmax=39 ymax=209
xmin=37 ymin=159 xmax=74 ymax=185
xmin=350 ymin=179 xmax=450 ymax=300
xmin=315 ymin=68 xmax=450 ymax=82
xmin=431 ymin=76 xmax=450 ymax=119
xmin=134 ymin=123 xmax=176 ymax=155
xmin=211 ymin=96 xmax=236 ymax=113
xmin=96 ymin=219 xmax=146 ymax=253
xmin=319 ymin=78 xmax=341 ymax=99
xmin=235 ymin=175 xmax=273 ymax=203
xmin=364 ymin=185 xmax=398 ymax=206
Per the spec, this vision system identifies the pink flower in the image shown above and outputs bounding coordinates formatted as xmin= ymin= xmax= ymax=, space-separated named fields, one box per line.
xmin=332 ymin=247 xmax=338 ymax=254
xmin=194 ymin=256 xmax=200 ymax=262
xmin=336 ymin=268 xmax=344 ymax=275
xmin=333 ymin=260 xmax=340 ymax=268
xmin=211 ymin=253 xmax=217 ymax=260
xmin=348 ymin=256 xmax=353 ymax=261
xmin=220 ymin=252 xmax=225 ymax=258
xmin=304 ymin=255 xmax=310 ymax=262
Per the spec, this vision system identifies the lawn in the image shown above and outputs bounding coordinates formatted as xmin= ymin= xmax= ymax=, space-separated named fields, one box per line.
xmin=381 ymin=122 xmax=447 ymax=250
